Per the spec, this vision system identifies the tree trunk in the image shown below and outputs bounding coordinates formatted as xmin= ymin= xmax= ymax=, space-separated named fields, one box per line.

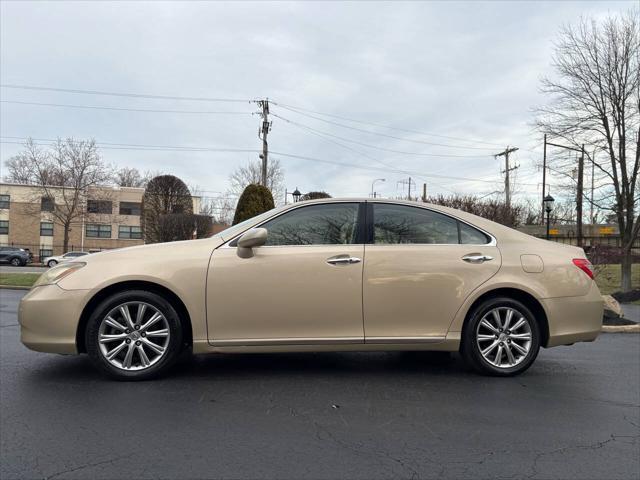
xmin=63 ymin=223 xmax=70 ymax=253
xmin=620 ymin=251 xmax=632 ymax=293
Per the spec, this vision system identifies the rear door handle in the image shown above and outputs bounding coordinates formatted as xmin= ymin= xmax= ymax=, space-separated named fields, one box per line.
xmin=462 ymin=254 xmax=493 ymax=264
xmin=326 ymin=255 xmax=362 ymax=266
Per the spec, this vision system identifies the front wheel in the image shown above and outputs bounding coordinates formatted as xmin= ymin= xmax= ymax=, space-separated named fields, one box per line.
xmin=10 ymin=257 xmax=23 ymax=267
xmin=47 ymin=260 xmax=58 ymax=268
xmin=461 ymin=297 xmax=540 ymax=376
xmin=85 ymin=290 xmax=183 ymax=380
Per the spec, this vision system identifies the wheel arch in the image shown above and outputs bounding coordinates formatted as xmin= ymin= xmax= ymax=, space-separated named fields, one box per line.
xmin=76 ymin=280 xmax=193 ymax=353
xmin=460 ymin=288 xmax=550 ymax=348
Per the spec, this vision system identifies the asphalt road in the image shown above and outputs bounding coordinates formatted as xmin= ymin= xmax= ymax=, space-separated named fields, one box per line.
xmin=1 ymin=289 xmax=639 ymax=480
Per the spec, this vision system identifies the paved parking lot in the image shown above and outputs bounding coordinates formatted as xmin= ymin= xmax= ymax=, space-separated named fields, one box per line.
xmin=1 ymin=288 xmax=639 ymax=479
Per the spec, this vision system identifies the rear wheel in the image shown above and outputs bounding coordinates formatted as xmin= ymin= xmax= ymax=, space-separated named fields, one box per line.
xmin=85 ymin=290 xmax=183 ymax=380
xmin=461 ymin=297 xmax=540 ymax=376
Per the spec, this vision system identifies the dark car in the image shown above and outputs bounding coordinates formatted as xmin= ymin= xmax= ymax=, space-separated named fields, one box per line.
xmin=0 ymin=246 xmax=31 ymax=266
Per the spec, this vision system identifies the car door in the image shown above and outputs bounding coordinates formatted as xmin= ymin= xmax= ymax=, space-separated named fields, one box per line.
xmin=363 ymin=202 xmax=501 ymax=342
xmin=0 ymin=247 xmax=7 ymax=263
xmin=206 ymin=202 xmax=366 ymax=345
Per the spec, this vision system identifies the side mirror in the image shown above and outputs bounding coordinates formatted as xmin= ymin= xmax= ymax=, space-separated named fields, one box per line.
xmin=236 ymin=228 xmax=268 ymax=258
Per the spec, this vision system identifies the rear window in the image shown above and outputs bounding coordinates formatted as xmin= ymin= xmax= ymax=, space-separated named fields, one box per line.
xmin=460 ymin=222 xmax=490 ymax=244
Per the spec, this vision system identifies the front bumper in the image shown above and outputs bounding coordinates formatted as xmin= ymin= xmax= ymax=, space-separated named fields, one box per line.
xmin=543 ymin=282 xmax=604 ymax=347
xmin=18 ymin=284 xmax=89 ymax=354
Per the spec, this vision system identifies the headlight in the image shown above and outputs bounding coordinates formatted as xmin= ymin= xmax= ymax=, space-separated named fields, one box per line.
xmin=33 ymin=262 xmax=86 ymax=288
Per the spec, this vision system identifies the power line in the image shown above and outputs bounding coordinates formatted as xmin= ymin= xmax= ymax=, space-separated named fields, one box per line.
xmin=1 ymin=137 xmax=503 ymax=185
xmin=276 ymin=115 xmax=458 ymax=193
xmin=271 ymin=101 xmax=505 ymax=147
xmin=1 ymin=100 xmax=252 ymax=115
xmin=0 ymin=84 xmax=253 ymax=103
xmin=272 ymin=113 xmax=493 ymax=159
xmin=272 ymin=104 xmax=500 ymax=152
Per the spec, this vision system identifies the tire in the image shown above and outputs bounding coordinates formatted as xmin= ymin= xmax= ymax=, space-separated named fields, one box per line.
xmin=461 ymin=297 xmax=540 ymax=376
xmin=85 ymin=290 xmax=183 ymax=381
xmin=47 ymin=260 xmax=58 ymax=268
xmin=10 ymin=257 xmax=23 ymax=267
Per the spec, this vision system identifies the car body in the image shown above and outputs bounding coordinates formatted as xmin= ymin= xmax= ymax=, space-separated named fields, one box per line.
xmin=19 ymin=198 xmax=603 ymax=380
xmin=43 ymin=251 xmax=90 ymax=268
xmin=0 ymin=246 xmax=31 ymax=266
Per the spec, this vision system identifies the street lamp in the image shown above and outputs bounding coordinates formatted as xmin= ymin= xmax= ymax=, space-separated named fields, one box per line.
xmin=292 ymin=188 xmax=302 ymax=203
xmin=544 ymin=194 xmax=555 ymax=240
xmin=371 ymin=178 xmax=385 ymax=198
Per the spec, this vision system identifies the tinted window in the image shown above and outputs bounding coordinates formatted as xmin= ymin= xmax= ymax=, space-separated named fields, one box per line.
xmin=87 ymin=200 xmax=112 ymax=214
xmin=41 ymin=197 xmax=54 ymax=212
xmin=373 ymin=204 xmax=459 ymax=244
xmin=460 ymin=222 xmax=490 ymax=244
xmin=119 ymin=202 xmax=141 ymax=216
xmin=262 ymin=203 xmax=360 ymax=246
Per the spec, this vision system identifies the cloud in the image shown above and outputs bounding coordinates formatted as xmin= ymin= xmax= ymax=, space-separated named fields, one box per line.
xmin=0 ymin=0 xmax=632 ymax=202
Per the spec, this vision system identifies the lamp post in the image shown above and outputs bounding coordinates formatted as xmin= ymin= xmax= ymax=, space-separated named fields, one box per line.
xmin=370 ymin=178 xmax=385 ymax=198
xmin=544 ymin=194 xmax=555 ymax=240
xmin=292 ymin=188 xmax=302 ymax=203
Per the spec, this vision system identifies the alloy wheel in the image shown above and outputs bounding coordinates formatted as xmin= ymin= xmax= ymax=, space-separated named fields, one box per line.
xmin=475 ymin=307 xmax=532 ymax=368
xmin=98 ymin=301 xmax=170 ymax=371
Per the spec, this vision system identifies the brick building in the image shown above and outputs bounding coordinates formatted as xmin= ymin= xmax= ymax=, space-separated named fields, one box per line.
xmin=0 ymin=183 xmax=201 ymax=262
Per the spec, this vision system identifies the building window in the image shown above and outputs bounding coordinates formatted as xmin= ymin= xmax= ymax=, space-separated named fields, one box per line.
xmin=119 ymin=202 xmax=141 ymax=216
xmin=0 ymin=194 xmax=9 ymax=209
xmin=41 ymin=196 xmax=55 ymax=212
xmin=0 ymin=220 xmax=8 ymax=234
xmin=119 ymin=225 xmax=142 ymax=239
xmin=39 ymin=249 xmax=53 ymax=260
xmin=86 ymin=224 xmax=111 ymax=238
xmin=40 ymin=221 xmax=54 ymax=236
xmin=87 ymin=200 xmax=113 ymax=214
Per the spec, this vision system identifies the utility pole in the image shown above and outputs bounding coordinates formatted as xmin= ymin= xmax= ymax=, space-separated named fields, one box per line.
xmin=257 ymin=99 xmax=271 ymax=187
xmin=495 ymin=146 xmax=519 ymax=207
xmin=576 ymin=144 xmax=584 ymax=248
xmin=542 ymin=134 xmax=547 ymax=224
xmin=422 ymin=183 xmax=427 ymax=202
xmin=397 ymin=178 xmax=415 ymax=201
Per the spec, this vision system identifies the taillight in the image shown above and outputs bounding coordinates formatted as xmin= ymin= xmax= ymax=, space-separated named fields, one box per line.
xmin=572 ymin=258 xmax=594 ymax=280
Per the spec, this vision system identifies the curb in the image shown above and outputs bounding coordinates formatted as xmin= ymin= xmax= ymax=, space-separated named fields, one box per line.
xmin=0 ymin=285 xmax=31 ymax=290
xmin=602 ymin=324 xmax=640 ymax=333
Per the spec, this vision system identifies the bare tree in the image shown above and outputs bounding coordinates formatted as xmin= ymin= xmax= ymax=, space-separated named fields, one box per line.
xmin=114 ymin=167 xmax=151 ymax=188
xmin=4 ymin=142 xmax=65 ymax=185
xmin=426 ymin=194 xmax=525 ymax=228
xmin=4 ymin=138 xmax=113 ymax=252
xmin=536 ymin=10 xmax=639 ymax=292
xmin=229 ymin=158 xmax=285 ymax=204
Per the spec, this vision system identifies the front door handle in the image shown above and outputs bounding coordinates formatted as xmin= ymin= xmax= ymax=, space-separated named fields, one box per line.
xmin=462 ymin=254 xmax=494 ymax=264
xmin=326 ymin=255 xmax=362 ymax=266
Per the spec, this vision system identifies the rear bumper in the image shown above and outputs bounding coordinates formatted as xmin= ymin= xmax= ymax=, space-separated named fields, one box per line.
xmin=542 ymin=282 xmax=603 ymax=347
xmin=18 ymin=284 xmax=88 ymax=354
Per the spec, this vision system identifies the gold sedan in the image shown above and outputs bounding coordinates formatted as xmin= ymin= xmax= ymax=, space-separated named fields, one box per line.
xmin=19 ymin=199 xmax=603 ymax=380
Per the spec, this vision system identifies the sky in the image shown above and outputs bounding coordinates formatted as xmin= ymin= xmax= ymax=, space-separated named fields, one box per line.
xmin=0 ymin=0 xmax=635 ymax=208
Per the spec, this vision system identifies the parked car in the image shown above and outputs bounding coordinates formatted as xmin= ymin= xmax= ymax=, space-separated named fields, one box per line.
xmin=43 ymin=251 xmax=90 ymax=268
xmin=0 ymin=246 xmax=31 ymax=266
xmin=19 ymin=199 xmax=603 ymax=380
